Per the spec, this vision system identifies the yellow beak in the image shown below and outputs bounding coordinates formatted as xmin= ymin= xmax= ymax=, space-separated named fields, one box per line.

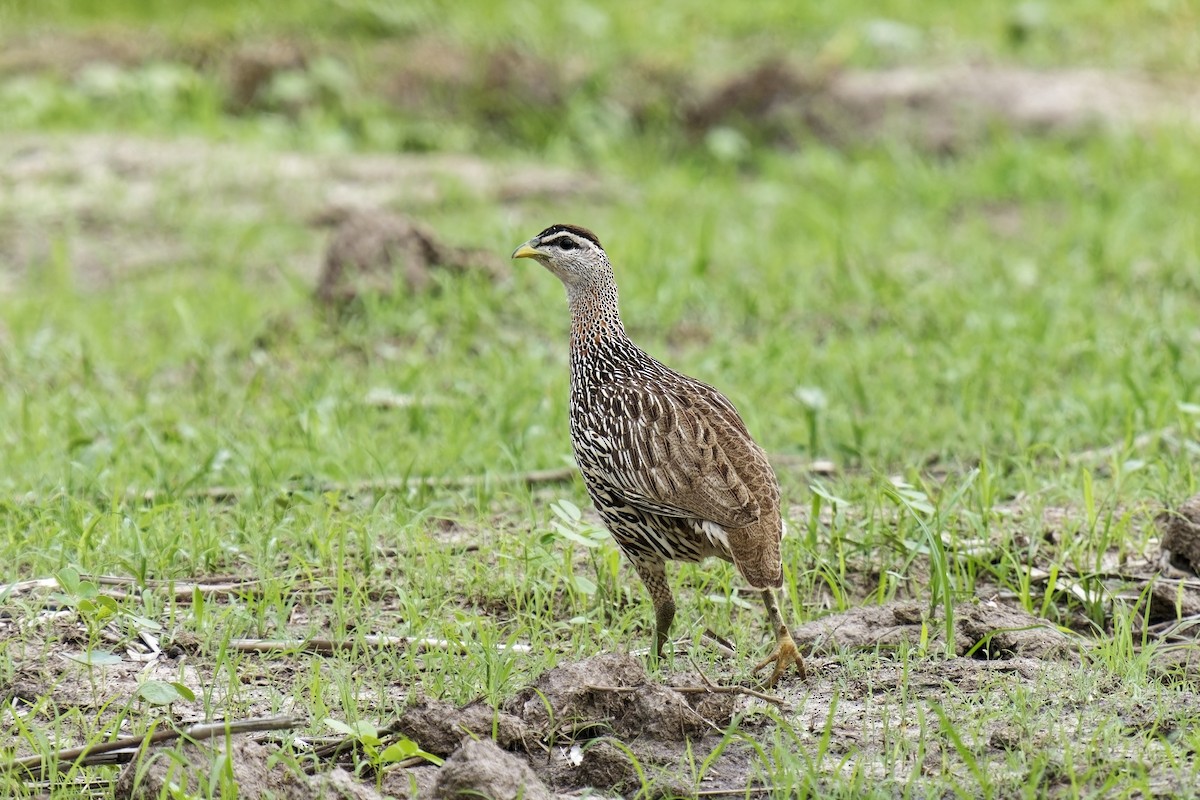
xmin=511 ymin=241 xmax=543 ymax=260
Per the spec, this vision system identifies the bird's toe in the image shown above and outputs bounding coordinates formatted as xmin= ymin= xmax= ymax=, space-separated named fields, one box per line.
xmin=752 ymin=636 xmax=806 ymax=687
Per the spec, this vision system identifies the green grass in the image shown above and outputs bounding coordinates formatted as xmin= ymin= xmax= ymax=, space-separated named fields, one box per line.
xmin=3 ymin=2 xmax=1200 ymax=798
xmin=5 ymin=0 xmax=1199 ymax=70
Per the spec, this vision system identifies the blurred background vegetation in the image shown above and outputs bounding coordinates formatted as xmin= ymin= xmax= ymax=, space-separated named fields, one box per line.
xmin=2 ymin=0 xmax=1198 ymax=528
xmin=3 ymin=0 xmax=1199 ymax=156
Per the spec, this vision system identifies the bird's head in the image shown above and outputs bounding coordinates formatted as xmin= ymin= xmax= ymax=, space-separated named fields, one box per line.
xmin=511 ymin=224 xmax=611 ymax=290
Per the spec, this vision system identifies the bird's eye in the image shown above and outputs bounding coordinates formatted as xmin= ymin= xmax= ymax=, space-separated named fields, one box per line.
xmin=557 ymin=239 xmax=579 ymax=252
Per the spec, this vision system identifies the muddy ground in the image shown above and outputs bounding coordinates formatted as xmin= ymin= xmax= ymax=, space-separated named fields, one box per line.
xmin=6 ymin=493 xmax=1200 ymax=797
xmin=6 ymin=581 xmax=1200 ymax=798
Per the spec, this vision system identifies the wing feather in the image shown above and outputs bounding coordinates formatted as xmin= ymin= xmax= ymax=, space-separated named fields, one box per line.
xmin=582 ymin=378 xmax=776 ymax=529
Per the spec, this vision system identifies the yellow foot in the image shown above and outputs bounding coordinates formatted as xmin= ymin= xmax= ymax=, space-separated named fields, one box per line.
xmin=752 ymin=633 xmax=807 ymax=688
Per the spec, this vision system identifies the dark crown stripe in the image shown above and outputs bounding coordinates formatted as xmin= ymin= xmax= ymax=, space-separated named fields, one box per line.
xmin=536 ymin=224 xmax=602 ymax=249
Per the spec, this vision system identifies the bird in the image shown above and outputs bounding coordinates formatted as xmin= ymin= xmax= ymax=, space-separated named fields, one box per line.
xmin=512 ymin=223 xmax=805 ymax=686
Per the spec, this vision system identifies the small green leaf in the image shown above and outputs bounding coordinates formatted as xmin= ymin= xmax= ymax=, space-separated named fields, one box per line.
xmin=378 ymin=743 xmax=409 ymax=762
xmin=66 ymin=650 xmax=122 ymax=666
xmin=380 ymin=738 xmax=444 ymax=766
xmin=551 ymin=498 xmax=582 ymax=523
xmin=324 ymin=718 xmax=356 ymax=736
xmin=139 ymin=680 xmax=192 ymax=705
xmin=171 ymin=682 xmax=196 ymax=701
xmin=126 ymin=614 xmax=163 ymax=631
xmin=706 ymin=593 xmax=753 ymax=609
xmin=809 ymin=480 xmax=850 ymax=507
xmin=55 ymin=566 xmax=81 ymax=595
xmin=572 ymin=575 xmax=597 ymax=595
xmin=553 ymin=522 xmax=603 ymax=548
xmin=192 ymin=587 xmax=206 ymax=622
xmin=94 ymin=596 xmax=119 ymax=619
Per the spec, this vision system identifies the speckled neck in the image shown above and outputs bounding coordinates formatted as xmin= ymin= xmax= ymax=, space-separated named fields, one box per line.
xmin=565 ymin=272 xmax=626 ymax=353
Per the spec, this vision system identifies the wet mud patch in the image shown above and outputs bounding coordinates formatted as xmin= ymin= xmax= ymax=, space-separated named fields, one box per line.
xmin=504 ymin=652 xmax=737 ymax=741
xmin=393 ymin=654 xmax=747 ymax=796
xmin=431 ymin=738 xmax=552 ymax=800
xmin=793 ymin=599 xmax=1078 ymax=660
xmin=9 ymin=615 xmax=1200 ymax=798
xmin=396 ymin=699 xmax=532 ymax=758
xmin=113 ymin=738 xmax=394 ymax=800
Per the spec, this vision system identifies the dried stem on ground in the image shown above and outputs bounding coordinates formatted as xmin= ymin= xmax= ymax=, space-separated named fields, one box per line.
xmin=3 ymin=715 xmax=305 ymax=781
xmin=583 ymin=681 xmax=786 ymax=708
xmin=13 ymin=457 xmax=834 ymax=506
xmin=228 ymin=636 xmax=532 ymax=655
xmin=1062 ymin=427 xmax=1180 ymax=465
xmin=0 ymin=574 xmax=333 ymax=603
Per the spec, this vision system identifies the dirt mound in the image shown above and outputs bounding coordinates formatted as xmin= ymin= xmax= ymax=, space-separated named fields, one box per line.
xmin=684 ymin=59 xmax=840 ymax=146
xmin=397 ymin=698 xmax=531 ymax=757
xmin=224 ymin=40 xmax=309 ymax=112
xmin=793 ymin=599 xmax=1077 ymax=660
xmin=431 ymin=738 xmax=552 ymax=800
xmin=504 ymin=652 xmax=736 ymax=742
xmin=1157 ymin=494 xmax=1200 ymax=576
xmin=391 ymin=655 xmax=740 ymax=796
xmin=500 ymin=653 xmax=744 ymax=795
xmin=315 ymin=211 xmax=507 ymax=304
xmin=114 ymin=738 xmax=384 ymax=800
xmin=954 ymin=602 xmax=1076 ymax=659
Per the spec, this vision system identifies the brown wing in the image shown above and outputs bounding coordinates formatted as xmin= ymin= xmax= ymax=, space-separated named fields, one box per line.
xmin=587 ymin=379 xmax=776 ymax=529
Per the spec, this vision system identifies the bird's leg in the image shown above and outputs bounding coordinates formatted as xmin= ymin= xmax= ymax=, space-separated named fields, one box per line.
xmin=631 ymin=558 xmax=675 ymax=663
xmin=752 ymin=587 xmax=806 ymax=686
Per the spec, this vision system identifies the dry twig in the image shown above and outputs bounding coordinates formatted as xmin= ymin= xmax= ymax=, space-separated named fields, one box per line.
xmin=16 ymin=456 xmax=834 ymax=506
xmin=695 ymin=788 xmax=779 ymax=797
xmin=1064 ymin=427 xmax=1179 ymax=466
xmin=685 ymin=653 xmax=788 ymax=705
xmin=584 ymin=678 xmax=786 ymax=707
xmin=132 ymin=467 xmax=580 ymax=503
xmin=3 ymin=715 xmax=304 ymax=781
xmin=0 ymin=574 xmax=331 ymax=604
xmin=228 ymin=635 xmax=532 ymax=656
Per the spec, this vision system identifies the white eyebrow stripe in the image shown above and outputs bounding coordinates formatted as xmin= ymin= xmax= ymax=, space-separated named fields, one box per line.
xmin=540 ymin=233 xmax=593 ymax=248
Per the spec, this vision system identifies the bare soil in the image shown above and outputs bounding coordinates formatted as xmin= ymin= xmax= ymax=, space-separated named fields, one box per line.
xmin=5 ymin=475 xmax=1199 ymax=795
xmin=685 ymin=63 xmax=1200 ymax=151
xmin=10 ymin=580 xmax=1200 ymax=798
xmin=0 ymin=132 xmax=601 ymax=292
xmin=792 ymin=599 xmax=1078 ymax=660
xmin=315 ymin=210 xmax=508 ymax=306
